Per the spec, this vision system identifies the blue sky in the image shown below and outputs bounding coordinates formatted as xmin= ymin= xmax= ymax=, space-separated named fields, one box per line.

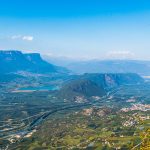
xmin=0 ymin=0 xmax=150 ymax=60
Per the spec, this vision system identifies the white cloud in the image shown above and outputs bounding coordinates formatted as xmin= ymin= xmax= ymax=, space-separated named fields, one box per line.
xmin=22 ymin=36 xmax=33 ymax=41
xmin=11 ymin=35 xmax=22 ymax=40
xmin=10 ymin=35 xmax=34 ymax=41
xmin=106 ymin=51 xmax=135 ymax=59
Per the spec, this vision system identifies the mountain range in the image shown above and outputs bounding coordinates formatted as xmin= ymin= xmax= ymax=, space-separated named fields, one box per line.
xmin=2 ymin=50 xmax=149 ymax=76
xmin=0 ymin=50 xmax=68 ymax=74
xmin=45 ymin=57 xmax=150 ymax=75
xmin=0 ymin=50 xmax=145 ymax=102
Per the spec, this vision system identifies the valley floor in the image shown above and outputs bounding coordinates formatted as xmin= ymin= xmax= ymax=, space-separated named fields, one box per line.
xmin=0 ymin=84 xmax=150 ymax=150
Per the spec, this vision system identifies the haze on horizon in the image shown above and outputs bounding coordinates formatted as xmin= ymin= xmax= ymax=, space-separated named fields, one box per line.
xmin=0 ymin=0 xmax=150 ymax=60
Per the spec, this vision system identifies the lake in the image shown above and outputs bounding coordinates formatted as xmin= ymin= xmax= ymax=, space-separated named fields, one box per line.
xmin=19 ymin=85 xmax=59 ymax=91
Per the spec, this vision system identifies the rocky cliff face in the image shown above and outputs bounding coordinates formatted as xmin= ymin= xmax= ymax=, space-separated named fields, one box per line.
xmin=79 ymin=73 xmax=144 ymax=88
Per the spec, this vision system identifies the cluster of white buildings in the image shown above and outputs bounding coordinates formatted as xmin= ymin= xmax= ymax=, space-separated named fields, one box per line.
xmin=121 ymin=104 xmax=150 ymax=112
